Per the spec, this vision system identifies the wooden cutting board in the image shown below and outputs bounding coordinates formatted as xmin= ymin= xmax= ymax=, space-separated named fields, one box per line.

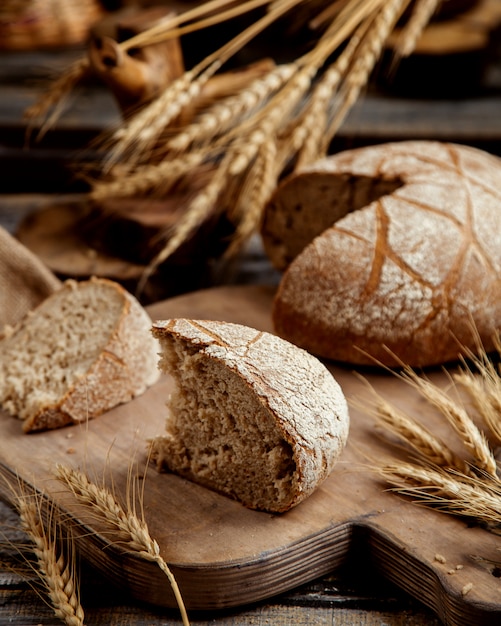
xmin=0 ymin=285 xmax=500 ymax=625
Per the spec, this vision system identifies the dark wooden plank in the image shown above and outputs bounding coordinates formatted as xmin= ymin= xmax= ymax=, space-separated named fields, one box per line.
xmin=1 ymin=48 xmax=501 ymax=192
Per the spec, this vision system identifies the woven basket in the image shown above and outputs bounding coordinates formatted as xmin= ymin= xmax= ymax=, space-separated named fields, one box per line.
xmin=0 ymin=0 xmax=104 ymax=50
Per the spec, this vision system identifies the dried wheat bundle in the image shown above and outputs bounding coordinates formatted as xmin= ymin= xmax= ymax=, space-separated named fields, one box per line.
xmin=367 ymin=333 xmax=501 ymax=532
xmin=55 ymin=464 xmax=190 ymax=626
xmin=25 ymin=0 xmax=441 ymax=286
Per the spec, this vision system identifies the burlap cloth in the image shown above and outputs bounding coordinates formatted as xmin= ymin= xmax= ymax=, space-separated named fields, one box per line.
xmin=0 ymin=226 xmax=61 ymax=331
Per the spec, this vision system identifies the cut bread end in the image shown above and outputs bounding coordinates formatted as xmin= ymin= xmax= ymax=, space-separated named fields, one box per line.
xmin=150 ymin=319 xmax=349 ymax=513
xmin=0 ymin=277 xmax=160 ymax=432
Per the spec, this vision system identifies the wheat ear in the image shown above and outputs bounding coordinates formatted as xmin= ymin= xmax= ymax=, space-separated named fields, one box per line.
xmin=400 ymin=367 xmax=498 ymax=479
xmin=90 ymin=152 xmax=207 ymax=200
xmin=353 ymin=375 xmax=473 ymax=473
xmin=454 ymin=371 xmax=501 ymax=447
xmin=379 ymin=462 xmax=501 ymax=527
xmin=105 ymin=69 xmax=203 ymax=168
xmin=376 ymin=397 xmax=472 ymax=474
xmin=395 ymin=0 xmax=442 ymax=57
xmin=24 ymin=59 xmax=90 ymax=140
xmin=453 ymin=333 xmax=501 ymax=446
xmin=166 ymin=63 xmax=297 ymax=152
xmin=17 ymin=493 xmax=85 ymax=626
xmin=292 ymin=18 xmax=369 ymax=168
xmin=224 ymin=137 xmax=279 ymax=257
xmin=55 ymin=464 xmax=190 ymax=626
xmin=325 ymin=0 xmax=410 ymax=144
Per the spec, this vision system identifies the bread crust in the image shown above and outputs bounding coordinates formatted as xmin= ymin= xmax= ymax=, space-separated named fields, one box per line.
xmin=268 ymin=141 xmax=501 ymax=367
xmin=150 ymin=319 xmax=350 ymax=512
xmin=0 ymin=277 xmax=159 ymax=432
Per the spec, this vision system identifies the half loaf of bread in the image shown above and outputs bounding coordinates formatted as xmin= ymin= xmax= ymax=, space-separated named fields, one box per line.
xmin=264 ymin=141 xmax=501 ymax=367
xmin=149 ymin=319 xmax=349 ymax=512
xmin=0 ymin=277 xmax=159 ymax=432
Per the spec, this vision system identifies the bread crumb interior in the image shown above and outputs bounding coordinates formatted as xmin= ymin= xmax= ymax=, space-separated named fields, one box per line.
xmin=0 ymin=282 xmax=124 ymax=421
xmin=159 ymin=337 xmax=297 ymax=510
xmin=264 ymin=173 xmax=403 ymax=268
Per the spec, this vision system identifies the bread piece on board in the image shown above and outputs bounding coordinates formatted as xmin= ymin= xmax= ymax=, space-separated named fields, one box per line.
xmin=266 ymin=141 xmax=501 ymax=367
xmin=0 ymin=277 xmax=159 ymax=432
xmin=149 ymin=319 xmax=349 ymax=512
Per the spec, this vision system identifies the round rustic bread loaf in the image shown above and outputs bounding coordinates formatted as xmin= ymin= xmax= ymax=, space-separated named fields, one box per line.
xmin=0 ymin=277 xmax=160 ymax=432
xmin=149 ymin=319 xmax=350 ymax=512
xmin=263 ymin=141 xmax=501 ymax=367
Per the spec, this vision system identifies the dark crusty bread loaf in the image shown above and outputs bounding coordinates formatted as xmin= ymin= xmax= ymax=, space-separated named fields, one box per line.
xmin=149 ymin=319 xmax=349 ymax=512
xmin=264 ymin=141 xmax=501 ymax=367
xmin=0 ymin=277 xmax=159 ymax=432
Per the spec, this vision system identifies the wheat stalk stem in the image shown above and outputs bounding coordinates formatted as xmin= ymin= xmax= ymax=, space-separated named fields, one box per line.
xmin=121 ymin=0 xmax=274 ymax=50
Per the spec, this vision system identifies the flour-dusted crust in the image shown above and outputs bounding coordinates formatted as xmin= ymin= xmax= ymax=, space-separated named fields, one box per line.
xmin=0 ymin=277 xmax=160 ymax=432
xmin=150 ymin=319 xmax=349 ymax=512
xmin=267 ymin=141 xmax=501 ymax=367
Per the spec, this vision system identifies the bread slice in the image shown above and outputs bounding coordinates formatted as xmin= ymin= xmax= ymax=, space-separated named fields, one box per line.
xmin=0 ymin=277 xmax=159 ymax=432
xmin=149 ymin=319 xmax=350 ymax=512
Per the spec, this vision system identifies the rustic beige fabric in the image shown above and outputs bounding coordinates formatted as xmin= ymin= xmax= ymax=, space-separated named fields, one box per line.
xmin=0 ymin=226 xmax=61 ymax=330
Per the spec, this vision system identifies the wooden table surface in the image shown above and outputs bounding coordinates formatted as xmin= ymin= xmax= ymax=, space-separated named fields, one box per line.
xmin=1 ymin=35 xmax=501 ymax=625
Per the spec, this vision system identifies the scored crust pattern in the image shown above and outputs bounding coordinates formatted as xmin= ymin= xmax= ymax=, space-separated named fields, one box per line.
xmin=270 ymin=141 xmax=501 ymax=366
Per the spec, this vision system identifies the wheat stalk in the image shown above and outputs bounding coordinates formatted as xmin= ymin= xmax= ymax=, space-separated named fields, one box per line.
xmin=24 ymin=58 xmax=90 ymax=141
xmin=131 ymin=1 xmax=395 ymax=278
xmin=364 ymin=331 xmax=501 ymax=533
xmin=376 ymin=397 xmax=472 ymax=474
xmin=395 ymin=0 xmax=442 ymax=57
xmin=325 ymin=0 xmax=411 ymax=142
xmin=225 ymin=137 xmax=279 ymax=257
xmin=90 ymin=152 xmax=208 ymax=200
xmin=167 ymin=63 xmax=297 ymax=152
xmin=379 ymin=462 xmax=501 ymax=527
xmin=16 ymin=492 xmax=85 ymax=626
xmin=399 ymin=366 xmax=498 ymax=478
xmin=454 ymin=332 xmax=501 ymax=446
xmin=55 ymin=464 xmax=190 ymax=626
